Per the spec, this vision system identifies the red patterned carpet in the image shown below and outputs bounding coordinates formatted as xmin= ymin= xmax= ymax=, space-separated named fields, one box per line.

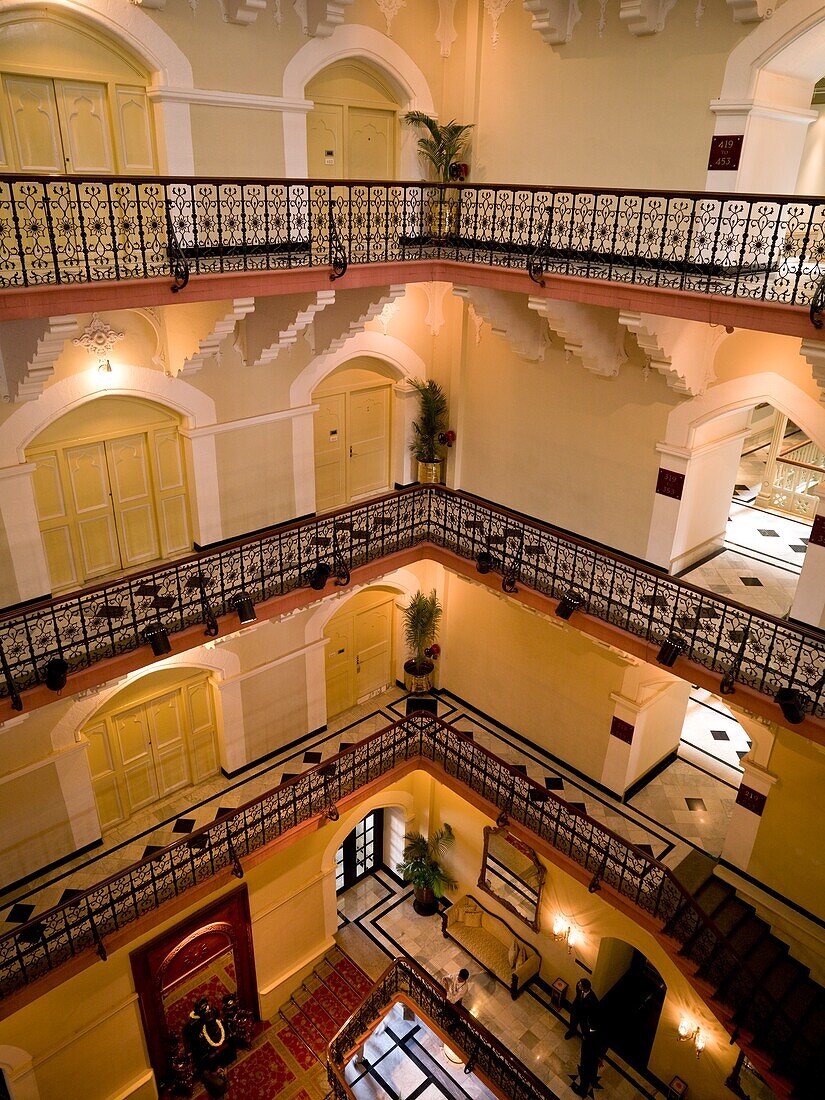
xmin=161 ymin=948 xmax=372 ymax=1100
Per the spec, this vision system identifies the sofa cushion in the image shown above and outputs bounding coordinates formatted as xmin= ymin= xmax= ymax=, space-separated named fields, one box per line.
xmin=507 ymin=940 xmax=518 ymax=969
xmin=453 ymin=923 xmax=511 ymax=977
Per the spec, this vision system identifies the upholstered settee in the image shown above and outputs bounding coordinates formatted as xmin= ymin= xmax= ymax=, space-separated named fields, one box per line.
xmin=441 ymin=894 xmax=540 ymax=999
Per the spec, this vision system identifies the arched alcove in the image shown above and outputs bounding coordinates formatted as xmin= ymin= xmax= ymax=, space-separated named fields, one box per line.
xmin=0 ymin=0 xmax=194 ymax=172
xmin=592 ymin=939 xmax=667 ymax=1073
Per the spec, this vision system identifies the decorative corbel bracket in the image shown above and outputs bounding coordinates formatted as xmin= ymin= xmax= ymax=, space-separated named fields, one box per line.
xmin=223 ymin=0 xmax=267 ymax=24
xmin=523 ymin=0 xmax=581 ymax=46
xmin=294 ymin=0 xmax=354 ymax=38
xmin=619 ymin=0 xmax=677 ymax=36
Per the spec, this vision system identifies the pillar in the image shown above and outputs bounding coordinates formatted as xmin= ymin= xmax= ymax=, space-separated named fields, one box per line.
xmin=0 ymin=463 xmax=51 ymax=605
xmin=720 ymin=759 xmax=778 ymax=871
xmin=179 ymin=430 xmax=224 ymax=549
xmin=790 ymin=482 xmax=825 ymax=629
xmin=291 ymin=406 xmax=319 ymax=517
xmin=392 ymin=381 xmax=418 ymax=487
xmin=754 ymin=412 xmax=788 ymax=509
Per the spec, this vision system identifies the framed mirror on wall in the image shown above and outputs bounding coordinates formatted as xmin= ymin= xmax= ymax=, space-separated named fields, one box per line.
xmin=478 ymin=826 xmax=546 ymax=932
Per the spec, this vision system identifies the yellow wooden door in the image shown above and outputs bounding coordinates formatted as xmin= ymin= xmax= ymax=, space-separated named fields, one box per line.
xmin=147 ymin=690 xmax=191 ymax=797
xmin=347 ymin=385 xmax=391 ymax=500
xmin=314 ymin=392 xmax=347 ymax=512
xmin=348 ymin=107 xmax=395 ymax=180
xmin=105 ymin=433 xmax=161 ymax=568
xmin=325 ymin=616 xmax=355 ymax=719
xmin=31 ymin=452 xmax=79 ymax=592
xmin=85 ymin=719 xmax=125 ymax=830
xmin=307 ymin=104 xmax=344 ymax=179
xmin=185 ymin=677 xmax=220 ymax=783
xmin=354 ymin=601 xmax=393 ymax=698
xmin=4 ymin=74 xmax=65 ymax=172
xmin=111 ymin=703 xmax=158 ymax=815
xmin=65 ymin=441 xmax=121 ymax=580
xmin=54 ymin=79 xmax=114 ymax=174
xmin=151 ymin=426 xmax=191 ymax=558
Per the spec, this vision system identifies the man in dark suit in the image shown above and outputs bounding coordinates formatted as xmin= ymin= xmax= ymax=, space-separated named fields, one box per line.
xmin=565 ymin=978 xmax=599 ymax=1040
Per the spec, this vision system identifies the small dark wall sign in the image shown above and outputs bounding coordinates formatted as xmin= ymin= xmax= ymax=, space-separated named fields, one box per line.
xmin=610 ymin=716 xmax=635 ymax=745
xmin=809 ymin=513 xmax=825 ymax=548
xmin=735 ymin=784 xmax=767 ymax=816
xmin=708 ymin=135 xmax=744 ymax=171
xmin=655 ymin=468 xmax=685 ymax=500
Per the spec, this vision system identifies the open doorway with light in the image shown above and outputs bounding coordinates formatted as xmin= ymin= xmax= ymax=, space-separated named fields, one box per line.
xmin=680 ymin=403 xmax=819 ymax=619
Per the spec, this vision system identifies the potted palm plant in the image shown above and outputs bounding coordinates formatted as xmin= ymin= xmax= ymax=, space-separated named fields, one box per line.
xmin=403 ymin=588 xmax=442 ymax=693
xmin=410 ymin=378 xmax=449 ymax=485
xmin=397 ymin=823 xmax=457 ymax=916
xmin=403 ymin=111 xmax=473 ymax=239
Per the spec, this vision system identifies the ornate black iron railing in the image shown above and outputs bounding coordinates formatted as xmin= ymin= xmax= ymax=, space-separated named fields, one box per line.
xmin=2 ymin=174 xmax=825 ymax=307
xmin=326 ymin=956 xmax=556 ymax=1100
xmin=1 ymin=486 xmax=822 ymax=717
xmin=0 ymin=712 xmax=815 ymax=1090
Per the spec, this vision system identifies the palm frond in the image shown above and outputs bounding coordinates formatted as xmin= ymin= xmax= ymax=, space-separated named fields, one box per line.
xmin=396 ymin=825 xmax=456 ymax=895
xmin=409 ymin=377 xmax=449 ymax=462
xmin=403 ymin=111 xmax=473 ymax=182
xmin=403 ymin=589 xmax=442 ymax=666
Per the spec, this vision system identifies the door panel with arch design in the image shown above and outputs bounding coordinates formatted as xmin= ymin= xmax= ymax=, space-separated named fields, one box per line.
xmin=65 ymin=441 xmax=120 ymax=580
xmin=106 ymin=433 xmax=160 ymax=567
xmin=313 ymin=382 xmax=391 ymax=513
xmin=323 ymin=590 xmax=394 ymax=719
xmin=85 ymin=673 xmax=220 ymax=830
xmin=54 ymin=80 xmax=114 ymax=174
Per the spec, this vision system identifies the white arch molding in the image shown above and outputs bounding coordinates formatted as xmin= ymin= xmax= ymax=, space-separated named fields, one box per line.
xmin=290 ymin=332 xmax=427 ymax=515
xmin=281 ymin=24 xmax=436 ymax=178
xmin=0 ymin=1045 xmax=39 ymax=1100
xmin=0 ymin=0 xmax=194 ymax=173
xmin=0 ymin=366 xmax=221 ymax=605
xmin=709 ymin=0 xmax=825 ymax=193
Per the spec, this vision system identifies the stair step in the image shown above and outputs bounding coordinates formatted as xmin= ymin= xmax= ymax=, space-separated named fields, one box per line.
xmin=694 ymin=878 xmax=733 ymax=914
xmin=708 ymin=895 xmax=752 ymax=936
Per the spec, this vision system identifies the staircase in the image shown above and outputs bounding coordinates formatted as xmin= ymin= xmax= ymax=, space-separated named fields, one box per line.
xmin=667 ymin=858 xmax=823 ymax=1097
xmin=277 ymin=947 xmax=374 ymax=1063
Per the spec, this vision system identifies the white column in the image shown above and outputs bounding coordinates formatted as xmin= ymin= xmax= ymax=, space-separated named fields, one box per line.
xmin=180 ymin=430 xmax=223 ymax=548
xmin=721 ymin=759 xmax=778 ymax=871
xmin=392 ymin=381 xmax=417 ymax=488
xmin=755 ymin=412 xmax=788 ymax=509
xmin=790 ymin=482 xmax=825 ymax=629
xmin=291 ymin=409 xmax=318 ymax=517
xmin=0 ymin=463 xmax=51 ymax=604
xmin=707 ymin=101 xmax=816 ymax=194
xmin=306 ymin=637 xmax=328 ymax=733
xmin=282 ymin=109 xmax=310 ymax=178
xmin=147 ymin=93 xmax=195 ymax=175
xmin=215 ymin=674 xmax=247 ymax=775
xmin=56 ymin=740 xmax=101 ymax=853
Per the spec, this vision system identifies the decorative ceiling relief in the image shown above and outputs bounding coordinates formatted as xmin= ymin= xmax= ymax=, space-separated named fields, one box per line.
xmin=485 ymin=0 xmax=514 ymax=46
xmin=294 ymin=0 xmax=354 ymax=38
xmin=437 ymin=0 xmax=458 ymax=56
xmin=376 ymin=0 xmax=406 ymax=37
xmin=74 ymin=314 xmax=125 ymax=362
xmin=618 ymin=0 xmax=677 ymax=37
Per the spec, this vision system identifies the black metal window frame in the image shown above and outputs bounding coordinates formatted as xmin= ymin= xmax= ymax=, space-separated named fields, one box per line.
xmin=2 ymin=175 xmax=825 ymax=314
xmin=336 ymin=809 xmax=383 ymax=894
xmin=1 ymin=485 xmax=822 ymax=716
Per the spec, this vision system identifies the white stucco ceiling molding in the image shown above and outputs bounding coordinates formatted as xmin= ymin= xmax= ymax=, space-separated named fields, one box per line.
xmin=453 ymin=285 xmax=548 ymax=361
xmin=619 ymin=0 xmax=676 ymax=36
xmin=293 ymin=0 xmax=355 ymax=38
xmin=527 ymin=297 xmax=625 ymax=378
xmin=618 ymin=311 xmax=724 ymax=396
xmin=437 ymin=0 xmax=458 ymax=55
xmin=725 ymin=0 xmax=773 ymax=24
xmin=179 ymin=298 xmax=257 ymax=376
xmin=523 ymin=0 xmax=581 ymax=45
xmin=0 ymin=315 xmax=79 ymax=404
xmin=799 ymin=338 xmax=825 ymax=403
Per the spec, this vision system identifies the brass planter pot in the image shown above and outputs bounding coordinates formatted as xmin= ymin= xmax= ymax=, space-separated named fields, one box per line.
xmin=404 ymin=658 xmax=435 ymax=694
xmin=417 ymin=460 xmax=442 ymax=485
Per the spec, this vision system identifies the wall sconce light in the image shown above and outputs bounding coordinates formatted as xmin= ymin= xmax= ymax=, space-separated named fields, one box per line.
xmin=98 ymin=358 xmax=112 ymax=373
xmin=552 ymin=915 xmax=579 ymax=953
xmin=309 ymin=562 xmax=332 ymax=591
xmin=555 ymin=591 xmax=582 ymax=620
xmin=656 ymin=634 xmax=685 ymax=668
xmin=231 ymin=591 xmax=257 ymax=625
xmin=677 ymin=1018 xmax=705 ymax=1057
xmin=144 ymin=623 xmax=171 ymax=657
xmin=44 ymin=657 xmax=68 ymax=694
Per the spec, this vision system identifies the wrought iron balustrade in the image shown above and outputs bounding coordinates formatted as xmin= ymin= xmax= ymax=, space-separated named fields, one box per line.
xmin=0 ymin=712 xmax=815 ymax=1089
xmin=2 ymin=173 xmax=825 ymax=307
xmin=326 ymin=956 xmax=555 ymax=1100
xmin=0 ymin=486 xmax=822 ymax=717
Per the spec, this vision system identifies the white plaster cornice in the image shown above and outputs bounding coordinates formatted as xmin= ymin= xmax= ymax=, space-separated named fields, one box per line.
xmin=179 ymin=404 xmax=320 ymax=441
xmin=221 ymin=637 xmax=328 ymax=687
xmin=655 ymin=428 xmax=751 ymax=463
xmin=147 ymin=86 xmax=313 ymax=114
xmin=710 ymin=99 xmax=818 ymax=125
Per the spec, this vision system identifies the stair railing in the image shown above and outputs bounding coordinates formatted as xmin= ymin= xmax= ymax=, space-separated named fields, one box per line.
xmin=326 ymin=956 xmax=555 ymax=1100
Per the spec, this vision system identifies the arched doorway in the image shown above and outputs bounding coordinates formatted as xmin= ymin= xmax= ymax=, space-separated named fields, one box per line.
xmin=322 ymin=586 xmax=396 ymax=720
xmin=82 ymin=666 xmax=221 ymax=832
xmin=0 ymin=7 xmax=157 ymax=174
xmin=25 ymin=395 xmax=192 ymax=592
xmin=592 ymin=939 xmax=666 ymax=1073
xmin=306 ymin=60 xmax=400 ymax=180
xmin=312 ymin=358 xmax=395 ymax=513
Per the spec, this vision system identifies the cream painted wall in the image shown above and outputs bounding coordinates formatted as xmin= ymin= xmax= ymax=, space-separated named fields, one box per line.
xmin=189 ymin=104 xmax=285 ymax=177
xmin=748 ymin=729 xmax=825 ymax=920
xmin=0 ymin=765 xmax=76 ymax=889
xmin=213 ymin=418 xmax=296 ymax=537
xmin=797 ymin=102 xmax=825 ymax=194
xmin=439 ymin=572 xmax=629 ymax=779
xmin=457 ymin=322 xmax=678 ymax=559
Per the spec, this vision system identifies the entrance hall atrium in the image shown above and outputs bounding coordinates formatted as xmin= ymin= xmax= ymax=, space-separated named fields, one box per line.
xmin=0 ymin=3 xmax=824 ymax=1100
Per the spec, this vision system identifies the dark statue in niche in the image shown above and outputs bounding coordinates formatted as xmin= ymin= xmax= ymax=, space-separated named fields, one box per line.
xmin=183 ymin=997 xmax=235 ymax=1097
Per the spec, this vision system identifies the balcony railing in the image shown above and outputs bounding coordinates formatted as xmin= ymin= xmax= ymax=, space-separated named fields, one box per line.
xmin=0 ymin=712 xmax=815 ymax=1092
xmin=2 ymin=174 xmax=825 ymax=308
xmin=1 ymin=486 xmax=822 ymax=717
xmin=326 ymin=956 xmax=555 ymax=1100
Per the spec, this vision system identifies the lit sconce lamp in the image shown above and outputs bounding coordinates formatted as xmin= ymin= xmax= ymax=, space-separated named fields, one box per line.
xmin=656 ymin=634 xmax=686 ymax=668
xmin=230 ymin=591 xmax=257 ymax=625
xmin=677 ymin=1018 xmax=705 ymax=1058
xmin=98 ymin=358 xmax=112 ymax=373
xmin=552 ymin=915 xmax=580 ymax=953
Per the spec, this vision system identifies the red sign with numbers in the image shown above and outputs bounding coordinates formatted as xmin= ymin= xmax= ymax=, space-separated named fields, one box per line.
xmin=708 ymin=135 xmax=743 ymax=171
